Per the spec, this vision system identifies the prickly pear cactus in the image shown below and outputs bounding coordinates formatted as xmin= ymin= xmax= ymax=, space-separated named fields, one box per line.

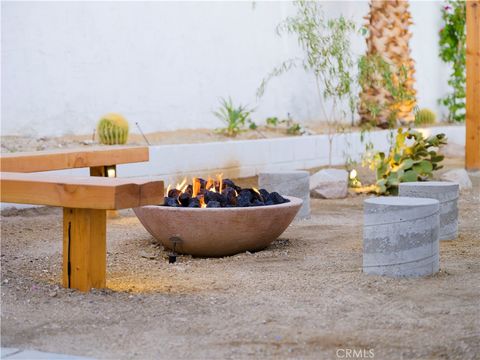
xmin=371 ymin=128 xmax=447 ymax=195
xmin=97 ymin=113 xmax=129 ymax=145
xmin=414 ymin=108 xmax=436 ymax=126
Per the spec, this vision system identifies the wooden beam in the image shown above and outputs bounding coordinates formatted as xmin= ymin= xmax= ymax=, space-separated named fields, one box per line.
xmin=0 ymin=146 xmax=149 ymax=173
xmin=0 ymin=172 xmax=164 ymax=209
xmin=466 ymin=0 xmax=480 ymax=170
xmin=90 ymin=165 xmax=119 ymax=218
xmin=63 ymin=208 xmax=107 ymax=291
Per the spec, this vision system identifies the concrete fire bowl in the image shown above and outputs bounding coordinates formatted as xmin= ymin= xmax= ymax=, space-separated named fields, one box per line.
xmin=133 ymin=196 xmax=302 ymax=257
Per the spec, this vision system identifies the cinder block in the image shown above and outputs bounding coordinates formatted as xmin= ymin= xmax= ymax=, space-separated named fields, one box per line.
xmin=399 ymin=181 xmax=459 ymax=240
xmin=363 ymin=196 xmax=440 ymax=277
xmin=259 ymin=171 xmax=310 ymax=219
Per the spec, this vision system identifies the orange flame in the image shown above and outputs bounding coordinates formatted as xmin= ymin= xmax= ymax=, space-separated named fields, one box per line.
xmin=198 ymin=195 xmax=207 ymax=208
xmin=206 ymin=178 xmax=214 ymax=191
xmin=192 ymin=177 xmax=201 ymax=197
xmin=217 ymin=173 xmax=223 ymax=192
xmin=176 ymin=177 xmax=187 ymax=190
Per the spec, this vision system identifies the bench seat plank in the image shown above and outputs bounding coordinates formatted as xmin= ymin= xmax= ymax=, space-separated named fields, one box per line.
xmin=0 ymin=172 xmax=164 ymax=209
xmin=0 ymin=146 xmax=148 ymax=173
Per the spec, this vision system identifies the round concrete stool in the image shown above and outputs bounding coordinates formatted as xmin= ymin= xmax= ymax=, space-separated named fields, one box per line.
xmin=363 ymin=196 xmax=440 ymax=277
xmin=399 ymin=181 xmax=459 ymax=240
xmin=259 ymin=171 xmax=310 ymax=219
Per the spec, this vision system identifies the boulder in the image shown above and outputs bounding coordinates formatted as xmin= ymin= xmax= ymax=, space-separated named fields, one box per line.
xmin=440 ymin=169 xmax=472 ymax=190
xmin=310 ymin=168 xmax=348 ymax=199
xmin=258 ymin=171 xmax=310 ymax=219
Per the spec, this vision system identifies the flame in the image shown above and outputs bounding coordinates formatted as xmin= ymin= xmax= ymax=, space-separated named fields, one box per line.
xmin=349 ymin=169 xmax=358 ymax=180
xmin=176 ymin=177 xmax=187 ymax=190
xmin=252 ymin=187 xmax=260 ymax=195
xmin=165 ymin=174 xmax=225 ymax=203
xmin=198 ymin=195 xmax=207 ymax=208
xmin=206 ymin=178 xmax=214 ymax=191
xmin=192 ymin=177 xmax=201 ymax=197
xmin=217 ymin=173 xmax=223 ymax=192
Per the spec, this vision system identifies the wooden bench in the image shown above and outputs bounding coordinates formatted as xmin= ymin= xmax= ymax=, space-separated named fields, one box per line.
xmin=0 ymin=146 xmax=164 ymax=291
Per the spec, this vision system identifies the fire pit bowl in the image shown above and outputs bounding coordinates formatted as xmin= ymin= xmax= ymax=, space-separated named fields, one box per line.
xmin=133 ymin=196 xmax=302 ymax=257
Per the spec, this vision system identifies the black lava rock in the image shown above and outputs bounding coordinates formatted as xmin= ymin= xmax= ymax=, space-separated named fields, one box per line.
xmin=188 ymin=198 xmax=200 ymax=208
xmin=252 ymin=199 xmax=265 ymax=207
xmin=207 ymin=200 xmax=221 ymax=208
xmin=268 ymin=192 xmax=287 ymax=204
xmin=222 ymin=179 xmax=241 ymax=192
xmin=249 ymin=189 xmax=263 ymax=202
xmin=259 ymin=189 xmax=270 ymax=200
xmin=197 ymin=178 xmax=207 ymax=189
xmin=222 ymin=187 xmax=237 ymax=206
xmin=164 ymin=197 xmax=180 ymax=207
xmin=204 ymin=191 xmax=227 ymax=206
xmin=237 ymin=190 xmax=253 ymax=207
xmin=184 ymin=184 xmax=193 ymax=196
xmin=179 ymin=192 xmax=191 ymax=207
xmin=168 ymin=189 xmax=182 ymax=198
xmin=222 ymin=179 xmax=235 ymax=189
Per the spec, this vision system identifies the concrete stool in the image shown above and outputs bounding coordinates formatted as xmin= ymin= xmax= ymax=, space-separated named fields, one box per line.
xmin=363 ymin=197 xmax=440 ymax=277
xmin=259 ymin=171 xmax=310 ymax=219
xmin=399 ymin=181 xmax=459 ymax=240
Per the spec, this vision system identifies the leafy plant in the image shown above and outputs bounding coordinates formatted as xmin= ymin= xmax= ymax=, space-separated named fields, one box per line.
xmin=257 ymin=0 xmax=357 ymax=165
xmin=370 ymin=128 xmax=447 ymax=195
xmin=358 ymin=54 xmax=415 ymax=128
xmin=415 ymin=108 xmax=437 ymax=126
xmin=439 ymin=0 xmax=466 ymax=122
xmin=97 ymin=113 xmax=129 ymax=145
xmin=266 ymin=117 xmax=280 ymax=127
xmin=265 ymin=114 xmax=304 ymax=135
xmin=213 ymin=98 xmax=256 ymax=137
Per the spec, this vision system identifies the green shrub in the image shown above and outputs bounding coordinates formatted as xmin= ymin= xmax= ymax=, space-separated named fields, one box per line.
xmin=371 ymin=128 xmax=447 ymax=195
xmin=415 ymin=108 xmax=436 ymax=126
xmin=265 ymin=115 xmax=304 ymax=135
xmin=97 ymin=113 xmax=129 ymax=145
xmin=213 ymin=98 xmax=256 ymax=137
xmin=439 ymin=0 xmax=466 ymax=122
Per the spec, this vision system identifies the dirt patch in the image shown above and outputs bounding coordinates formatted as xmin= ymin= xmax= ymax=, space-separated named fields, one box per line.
xmin=1 ymin=164 xmax=479 ymax=359
xmin=1 ymin=122 xmax=454 ymax=153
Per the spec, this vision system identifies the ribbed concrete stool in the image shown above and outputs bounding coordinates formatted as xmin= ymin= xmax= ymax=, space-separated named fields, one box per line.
xmin=363 ymin=197 xmax=440 ymax=277
xmin=399 ymin=181 xmax=459 ymax=240
xmin=259 ymin=171 xmax=310 ymax=219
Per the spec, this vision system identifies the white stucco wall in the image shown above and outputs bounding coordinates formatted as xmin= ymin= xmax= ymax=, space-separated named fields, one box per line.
xmin=1 ymin=1 xmax=450 ymax=137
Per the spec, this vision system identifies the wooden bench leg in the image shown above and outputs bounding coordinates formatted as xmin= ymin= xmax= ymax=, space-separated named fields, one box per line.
xmin=90 ymin=165 xmax=118 ymax=218
xmin=63 ymin=208 xmax=107 ymax=291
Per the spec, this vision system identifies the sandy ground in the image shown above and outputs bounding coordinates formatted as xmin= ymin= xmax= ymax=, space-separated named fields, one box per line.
xmin=1 ymin=122 xmax=451 ymax=153
xmin=1 ymin=163 xmax=479 ymax=359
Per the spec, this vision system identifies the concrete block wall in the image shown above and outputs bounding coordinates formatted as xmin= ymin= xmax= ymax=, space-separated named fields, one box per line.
xmin=1 ymin=125 xmax=465 ymax=209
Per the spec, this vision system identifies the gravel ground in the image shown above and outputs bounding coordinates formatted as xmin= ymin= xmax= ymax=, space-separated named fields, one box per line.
xmin=1 ymin=167 xmax=479 ymax=360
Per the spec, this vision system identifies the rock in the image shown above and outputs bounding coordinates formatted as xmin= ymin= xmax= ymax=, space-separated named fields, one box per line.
xmin=258 ymin=171 xmax=310 ymax=219
xmin=440 ymin=169 xmax=472 ymax=190
xmin=442 ymin=143 xmax=464 ymax=158
xmin=310 ymin=168 xmax=348 ymax=199
xmin=139 ymin=251 xmax=156 ymax=260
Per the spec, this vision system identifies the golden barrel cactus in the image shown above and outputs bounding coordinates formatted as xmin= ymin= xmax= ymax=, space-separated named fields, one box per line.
xmin=97 ymin=113 xmax=129 ymax=145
